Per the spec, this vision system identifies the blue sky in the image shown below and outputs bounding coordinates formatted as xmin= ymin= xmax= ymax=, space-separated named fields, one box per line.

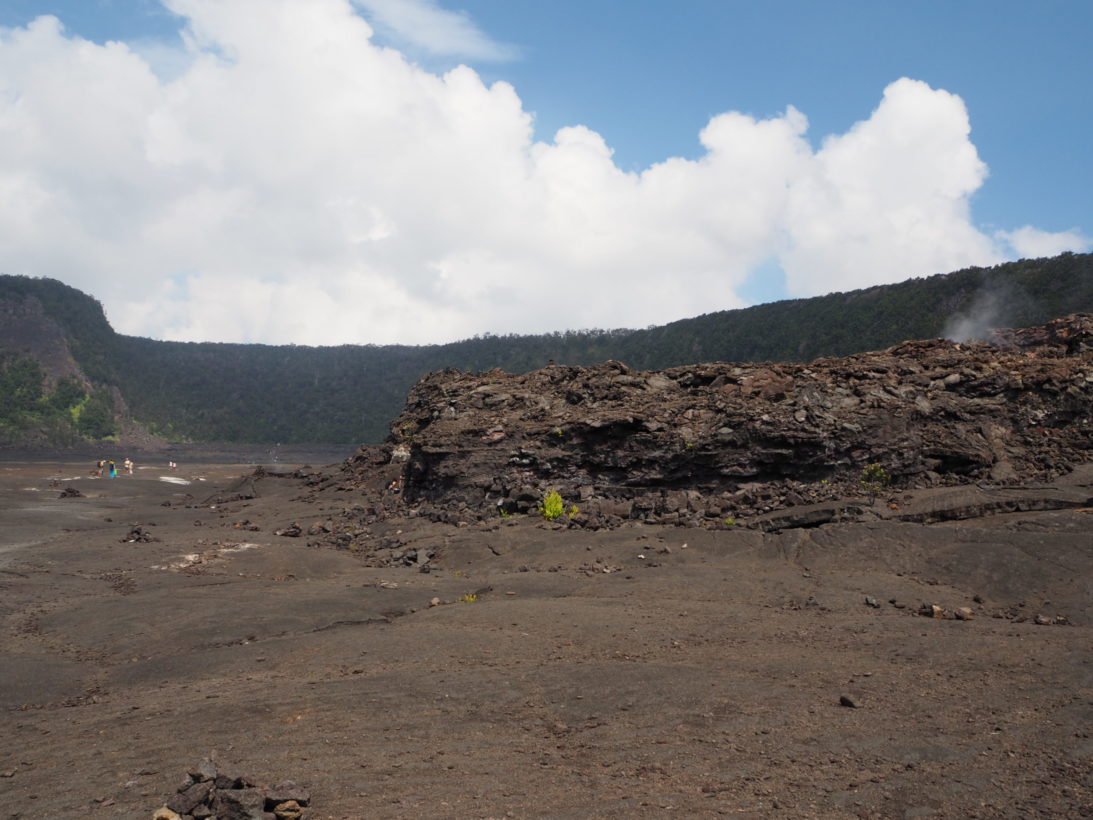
xmin=469 ymin=1 xmax=1091 ymax=224
xmin=0 ymin=0 xmax=1088 ymax=344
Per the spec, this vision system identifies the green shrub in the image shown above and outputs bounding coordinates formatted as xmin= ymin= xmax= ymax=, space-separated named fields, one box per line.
xmin=538 ymin=489 xmax=565 ymax=521
xmin=859 ymin=463 xmax=891 ymax=505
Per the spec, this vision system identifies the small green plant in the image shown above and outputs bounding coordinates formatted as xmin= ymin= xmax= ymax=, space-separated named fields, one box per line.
xmin=459 ymin=593 xmax=477 ymax=603
xmin=724 ymin=516 xmax=736 ymax=526
xmin=498 ymin=507 xmax=512 ymax=519
xmin=859 ymin=463 xmax=891 ymax=505
xmin=538 ymin=489 xmax=565 ymax=521
xmin=568 ymin=504 xmax=579 ymax=517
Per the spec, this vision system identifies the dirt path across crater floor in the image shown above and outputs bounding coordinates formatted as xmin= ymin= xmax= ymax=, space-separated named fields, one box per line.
xmin=0 ymin=458 xmax=1091 ymax=818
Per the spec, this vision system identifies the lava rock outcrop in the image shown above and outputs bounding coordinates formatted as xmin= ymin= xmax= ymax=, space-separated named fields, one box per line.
xmin=328 ymin=314 xmax=1093 ymax=528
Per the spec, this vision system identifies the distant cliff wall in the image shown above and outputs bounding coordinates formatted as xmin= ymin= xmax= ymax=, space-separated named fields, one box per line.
xmin=0 ymin=293 xmax=88 ymax=388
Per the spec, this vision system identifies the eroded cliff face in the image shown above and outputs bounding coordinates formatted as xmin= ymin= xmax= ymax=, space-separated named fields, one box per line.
xmin=329 ymin=315 xmax=1093 ymax=528
xmin=0 ymin=294 xmax=87 ymax=387
xmin=0 ymin=293 xmax=168 ymax=449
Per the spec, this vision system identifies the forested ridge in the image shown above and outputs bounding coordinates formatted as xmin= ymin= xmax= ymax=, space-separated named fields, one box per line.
xmin=2 ymin=252 xmax=1091 ymax=445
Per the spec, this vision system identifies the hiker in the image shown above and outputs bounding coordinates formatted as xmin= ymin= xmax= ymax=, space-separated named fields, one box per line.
xmin=96 ymin=459 xmax=105 ymax=477
xmin=123 ymin=458 xmax=133 ymax=475
xmin=108 ymin=460 xmax=117 ymax=478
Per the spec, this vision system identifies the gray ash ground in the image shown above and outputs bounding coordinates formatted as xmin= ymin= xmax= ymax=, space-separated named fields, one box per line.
xmin=2 ymin=457 xmax=1091 ymax=818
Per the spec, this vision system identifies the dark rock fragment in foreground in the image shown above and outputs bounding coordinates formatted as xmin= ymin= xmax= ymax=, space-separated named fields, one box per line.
xmin=166 ymin=781 xmax=211 ymax=815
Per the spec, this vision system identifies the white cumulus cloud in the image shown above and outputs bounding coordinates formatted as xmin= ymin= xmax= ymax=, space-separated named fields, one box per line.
xmin=780 ymin=78 xmax=1002 ymax=296
xmin=352 ymin=0 xmax=519 ymax=61
xmin=0 ymin=1 xmax=1085 ymax=346
xmin=997 ymin=225 xmax=1090 ymax=259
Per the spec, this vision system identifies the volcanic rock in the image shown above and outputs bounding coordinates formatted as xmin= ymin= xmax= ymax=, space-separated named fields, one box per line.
xmin=155 ymin=763 xmax=309 ymax=820
xmin=122 ymin=525 xmax=159 ymax=543
xmin=326 ymin=314 xmax=1093 ymax=532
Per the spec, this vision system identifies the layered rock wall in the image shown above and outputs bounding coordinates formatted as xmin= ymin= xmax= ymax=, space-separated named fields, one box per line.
xmin=337 ymin=315 xmax=1093 ymax=526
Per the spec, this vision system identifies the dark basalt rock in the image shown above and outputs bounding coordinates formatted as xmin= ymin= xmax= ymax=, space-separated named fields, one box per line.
xmin=155 ymin=761 xmax=310 ymax=820
xmin=121 ymin=525 xmax=159 ymax=543
xmin=314 ymin=314 xmax=1093 ymax=533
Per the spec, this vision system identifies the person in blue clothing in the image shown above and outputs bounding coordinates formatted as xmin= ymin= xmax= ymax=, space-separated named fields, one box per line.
xmin=108 ymin=460 xmax=117 ymax=478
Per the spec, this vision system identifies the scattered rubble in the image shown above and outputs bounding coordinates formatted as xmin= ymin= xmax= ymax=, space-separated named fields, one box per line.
xmin=919 ymin=603 xmax=946 ymax=619
xmin=57 ymin=486 xmax=83 ymax=498
xmin=121 ymin=525 xmax=159 ymax=543
xmin=1033 ymin=614 xmax=1070 ymax=626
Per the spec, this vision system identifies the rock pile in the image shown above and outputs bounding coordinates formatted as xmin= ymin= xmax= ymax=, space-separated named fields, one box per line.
xmin=121 ymin=525 xmax=159 ymax=543
xmin=154 ymin=759 xmax=310 ymax=820
xmin=305 ymin=314 xmax=1093 ymax=532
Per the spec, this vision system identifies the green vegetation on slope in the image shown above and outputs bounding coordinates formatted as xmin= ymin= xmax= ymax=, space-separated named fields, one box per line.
xmin=0 ymin=351 xmax=106 ymax=445
xmin=2 ymin=252 xmax=1091 ymax=445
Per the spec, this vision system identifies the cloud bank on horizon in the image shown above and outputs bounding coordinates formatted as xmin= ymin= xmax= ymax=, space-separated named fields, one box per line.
xmin=0 ymin=0 xmax=1087 ymax=346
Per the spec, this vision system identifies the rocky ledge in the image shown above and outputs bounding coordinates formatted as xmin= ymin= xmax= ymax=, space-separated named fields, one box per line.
xmin=309 ymin=314 xmax=1092 ymax=532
